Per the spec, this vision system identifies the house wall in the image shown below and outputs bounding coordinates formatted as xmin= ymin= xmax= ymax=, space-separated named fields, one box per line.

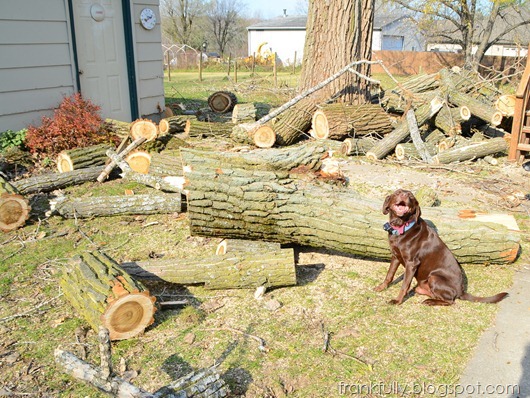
xmin=0 ymin=0 xmax=77 ymax=131
xmin=248 ymin=29 xmax=306 ymax=66
xmin=131 ymin=0 xmax=165 ymax=120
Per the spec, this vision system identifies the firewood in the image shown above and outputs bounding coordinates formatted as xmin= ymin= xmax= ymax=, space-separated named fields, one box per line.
xmin=432 ymin=137 xmax=509 ymax=164
xmin=272 ymin=97 xmax=317 ymax=146
xmin=56 ymin=144 xmax=112 ymax=173
xmin=104 ymin=118 xmax=131 ymax=138
xmin=231 ymin=123 xmax=276 ymax=148
xmin=340 ymin=137 xmax=378 ymax=156
xmin=0 ymin=176 xmax=30 ymax=232
xmin=181 ymin=146 xmax=520 ymax=265
xmin=12 ymin=166 xmax=105 ymax=195
xmin=121 ymin=248 xmax=296 ymax=289
xmin=395 ymin=142 xmax=437 ymax=161
xmin=365 ymin=95 xmax=444 ymax=160
xmin=129 ymin=119 xmax=158 ymax=142
xmin=311 ymin=103 xmax=393 ymax=140
xmin=434 ymin=105 xmax=465 ymax=136
xmin=231 ymin=103 xmax=257 ymax=124
xmin=184 ymin=119 xmax=234 ymax=138
xmin=208 ymin=91 xmax=238 ymax=113
xmin=50 ymin=193 xmax=181 ymax=218
xmin=448 ymin=91 xmax=503 ymax=126
xmin=158 ymin=115 xmax=194 ymax=135
xmin=60 ymin=251 xmax=156 ymax=340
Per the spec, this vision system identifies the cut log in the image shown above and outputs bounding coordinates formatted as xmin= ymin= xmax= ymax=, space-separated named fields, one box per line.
xmin=231 ymin=123 xmax=276 ymax=148
xmin=60 ymin=251 xmax=156 ymax=340
xmin=97 ymin=137 xmax=146 ymax=183
xmin=104 ymin=119 xmax=131 ymax=139
xmin=51 ymin=193 xmax=181 ymax=218
xmin=0 ymin=177 xmax=30 ymax=232
xmin=341 ymin=137 xmax=378 ymax=156
xmin=380 ymin=72 xmax=441 ymax=112
xmin=125 ymin=151 xmax=151 ymax=174
xmin=185 ymin=119 xmax=234 ymax=138
xmin=181 ymin=147 xmax=520 ymax=264
xmin=121 ymin=248 xmax=296 ymax=290
xmin=231 ymin=103 xmax=257 ymax=124
xmin=311 ymin=103 xmax=394 ymax=140
xmin=56 ymin=144 xmax=112 ymax=173
xmin=272 ymin=97 xmax=318 ymax=146
xmin=395 ymin=142 xmax=437 ymax=161
xmin=148 ymin=150 xmax=184 ymax=177
xmin=431 ymin=137 xmax=509 ymax=164
xmin=216 ymin=239 xmax=282 ymax=255
xmin=129 ymin=119 xmax=158 ymax=142
xmin=12 ymin=166 xmax=105 ymax=195
xmin=158 ymin=116 xmax=194 ymax=135
xmin=448 ymin=91 xmax=503 ymax=126
xmin=434 ymin=106 xmax=465 ymax=136
xmin=495 ymin=94 xmax=516 ymax=117
xmin=208 ymin=91 xmax=238 ymax=113
xmin=365 ymin=95 xmax=444 ymax=160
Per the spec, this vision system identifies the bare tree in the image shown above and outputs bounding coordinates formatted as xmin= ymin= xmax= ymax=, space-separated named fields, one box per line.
xmin=206 ymin=0 xmax=244 ymax=57
xmin=390 ymin=0 xmax=530 ymax=66
xmin=299 ymin=0 xmax=375 ymax=104
xmin=161 ymin=0 xmax=206 ymax=46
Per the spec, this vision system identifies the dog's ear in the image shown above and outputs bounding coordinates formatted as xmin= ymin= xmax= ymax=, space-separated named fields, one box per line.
xmin=382 ymin=194 xmax=392 ymax=215
xmin=411 ymin=195 xmax=421 ymax=221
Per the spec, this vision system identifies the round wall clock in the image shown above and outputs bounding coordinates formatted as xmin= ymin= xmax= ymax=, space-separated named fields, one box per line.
xmin=140 ymin=8 xmax=156 ymax=30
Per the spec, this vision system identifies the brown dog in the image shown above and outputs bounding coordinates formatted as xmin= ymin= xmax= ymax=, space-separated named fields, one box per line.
xmin=375 ymin=189 xmax=508 ymax=306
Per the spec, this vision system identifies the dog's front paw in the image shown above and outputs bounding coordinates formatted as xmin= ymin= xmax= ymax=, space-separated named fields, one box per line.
xmin=388 ymin=299 xmax=402 ymax=305
xmin=373 ymin=283 xmax=387 ymax=292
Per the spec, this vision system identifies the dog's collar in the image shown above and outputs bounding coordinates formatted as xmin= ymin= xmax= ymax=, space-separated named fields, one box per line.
xmin=383 ymin=220 xmax=416 ymax=236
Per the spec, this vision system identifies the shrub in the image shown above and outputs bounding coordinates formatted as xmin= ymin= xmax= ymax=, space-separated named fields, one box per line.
xmin=0 ymin=128 xmax=27 ymax=153
xmin=25 ymin=93 xmax=117 ymax=156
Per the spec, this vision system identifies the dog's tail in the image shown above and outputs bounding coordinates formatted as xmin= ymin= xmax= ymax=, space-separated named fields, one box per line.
xmin=460 ymin=292 xmax=508 ymax=304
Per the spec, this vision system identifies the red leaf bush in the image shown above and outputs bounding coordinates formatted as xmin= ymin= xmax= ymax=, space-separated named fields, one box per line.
xmin=25 ymin=93 xmax=118 ymax=156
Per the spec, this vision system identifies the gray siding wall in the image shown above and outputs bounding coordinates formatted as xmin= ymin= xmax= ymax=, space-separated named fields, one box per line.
xmin=132 ymin=0 xmax=165 ymax=120
xmin=0 ymin=0 xmax=77 ymax=131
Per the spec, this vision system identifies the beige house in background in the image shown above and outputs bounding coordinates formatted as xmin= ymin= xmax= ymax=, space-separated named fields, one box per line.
xmin=0 ymin=0 xmax=165 ymax=132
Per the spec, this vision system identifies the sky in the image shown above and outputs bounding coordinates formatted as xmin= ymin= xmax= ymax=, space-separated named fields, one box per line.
xmin=244 ymin=0 xmax=307 ymax=19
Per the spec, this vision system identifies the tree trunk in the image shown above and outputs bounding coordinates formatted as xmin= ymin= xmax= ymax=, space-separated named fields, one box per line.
xmin=180 ymin=147 xmax=520 ymax=264
xmin=0 ymin=176 xmax=30 ymax=232
xmin=158 ymin=116 xmax=194 ymax=134
xmin=365 ymin=96 xmax=444 ymax=160
xmin=121 ymin=249 xmax=296 ymax=290
xmin=60 ymin=251 xmax=156 ymax=340
xmin=104 ymin=119 xmax=131 ymax=139
xmin=432 ymin=137 xmax=509 ymax=164
xmin=208 ymin=91 xmax=238 ymax=113
xmin=231 ymin=103 xmax=257 ymax=124
xmin=149 ymin=150 xmax=184 ymax=176
xmin=185 ymin=119 xmax=234 ymax=138
xmin=299 ymin=0 xmax=375 ymax=104
xmin=216 ymin=239 xmax=281 ymax=255
xmin=272 ymin=97 xmax=318 ymax=146
xmin=51 ymin=193 xmax=181 ymax=218
xmin=340 ymin=137 xmax=378 ymax=156
xmin=448 ymin=91 xmax=503 ymax=126
xmin=56 ymin=144 xmax=112 ymax=173
xmin=12 ymin=166 xmax=105 ymax=195
xmin=311 ymin=103 xmax=393 ymax=140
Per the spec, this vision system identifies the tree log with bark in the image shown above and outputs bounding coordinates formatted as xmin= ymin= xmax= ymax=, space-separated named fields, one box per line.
xmin=180 ymin=146 xmax=520 ymax=264
xmin=311 ymin=103 xmax=393 ymax=140
xmin=432 ymin=137 xmax=509 ymax=164
xmin=231 ymin=103 xmax=257 ymax=124
xmin=208 ymin=91 xmax=238 ymax=113
xmin=0 ymin=176 xmax=30 ymax=232
xmin=340 ymin=137 xmax=378 ymax=156
xmin=60 ymin=251 xmax=157 ymax=340
xmin=57 ymin=144 xmax=112 ymax=173
xmin=271 ymin=97 xmax=318 ymax=146
xmin=158 ymin=116 xmax=195 ymax=135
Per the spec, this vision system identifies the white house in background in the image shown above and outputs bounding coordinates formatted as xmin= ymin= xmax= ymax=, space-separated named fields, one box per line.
xmin=0 ymin=0 xmax=165 ymax=132
xmin=247 ymin=14 xmax=426 ymax=66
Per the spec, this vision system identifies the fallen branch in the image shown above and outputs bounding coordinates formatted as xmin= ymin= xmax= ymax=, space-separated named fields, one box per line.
xmin=97 ymin=137 xmax=146 ymax=183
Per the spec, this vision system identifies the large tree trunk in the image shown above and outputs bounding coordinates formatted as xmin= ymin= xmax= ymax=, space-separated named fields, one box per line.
xmin=180 ymin=147 xmax=520 ymax=264
xmin=272 ymin=97 xmax=318 ymax=146
xmin=299 ymin=0 xmax=375 ymax=104
xmin=60 ymin=251 xmax=156 ymax=340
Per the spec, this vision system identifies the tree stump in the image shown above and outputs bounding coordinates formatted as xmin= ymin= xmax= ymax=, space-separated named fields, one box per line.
xmin=125 ymin=151 xmax=151 ymax=174
xmin=208 ymin=91 xmax=238 ymax=113
xmin=181 ymin=147 xmax=520 ymax=265
xmin=56 ymin=144 xmax=112 ymax=173
xmin=231 ymin=103 xmax=257 ymax=124
xmin=60 ymin=251 xmax=156 ymax=340
xmin=0 ymin=176 xmax=30 ymax=232
xmin=121 ymin=248 xmax=296 ymax=290
xmin=311 ymin=103 xmax=393 ymax=140
xmin=51 ymin=193 xmax=182 ymax=218
xmin=130 ymin=119 xmax=158 ymax=142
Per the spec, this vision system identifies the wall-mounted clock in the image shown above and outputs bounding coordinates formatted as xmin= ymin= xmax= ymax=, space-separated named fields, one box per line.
xmin=140 ymin=8 xmax=156 ymax=30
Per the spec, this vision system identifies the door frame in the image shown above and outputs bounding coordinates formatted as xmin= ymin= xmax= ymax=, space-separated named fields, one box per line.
xmin=67 ymin=0 xmax=139 ymax=120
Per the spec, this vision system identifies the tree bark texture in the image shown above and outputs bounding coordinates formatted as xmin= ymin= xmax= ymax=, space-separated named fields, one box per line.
xmin=180 ymin=148 xmax=520 ymax=264
xmin=51 ymin=193 xmax=181 ymax=218
xmin=340 ymin=137 xmax=378 ymax=156
xmin=149 ymin=151 xmax=184 ymax=176
xmin=231 ymin=103 xmax=257 ymax=124
xmin=380 ymin=73 xmax=440 ymax=113
xmin=185 ymin=119 xmax=234 ymax=138
xmin=271 ymin=97 xmax=318 ymax=146
xmin=395 ymin=142 xmax=438 ymax=161
xmin=56 ymin=144 xmax=112 ymax=173
xmin=365 ymin=96 xmax=444 ymax=160
xmin=432 ymin=137 xmax=509 ymax=164
xmin=216 ymin=239 xmax=282 ymax=255
xmin=121 ymin=249 xmax=296 ymax=290
xmin=104 ymin=119 xmax=131 ymax=139
xmin=299 ymin=0 xmax=375 ymax=104
xmin=12 ymin=166 xmax=105 ymax=195
xmin=311 ymin=103 xmax=393 ymax=140
xmin=434 ymin=106 xmax=466 ymax=136
xmin=158 ymin=116 xmax=194 ymax=134
xmin=448 ymin=91 xmax=503 ymax=126
xmin=60 ymin=251 xmax=156 ymax=340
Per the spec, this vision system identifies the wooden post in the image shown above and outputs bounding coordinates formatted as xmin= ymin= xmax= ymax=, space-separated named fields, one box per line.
xmin=167 ymin=51 xmax=171 ymax=82
xmin=227 ymin=53 xmax=231 ymax=76
xmin=199 ymin=51 xmax=203 ymax=82
xmin=292 ymin=51 xmax=297 ymax=74
xmin=252 ymin=52 xmax=256 ymax=75
xmin=234 ymin=58 xmax=238 ymax=83
xmin=273 ymin=52 xmax=278 ymax=87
